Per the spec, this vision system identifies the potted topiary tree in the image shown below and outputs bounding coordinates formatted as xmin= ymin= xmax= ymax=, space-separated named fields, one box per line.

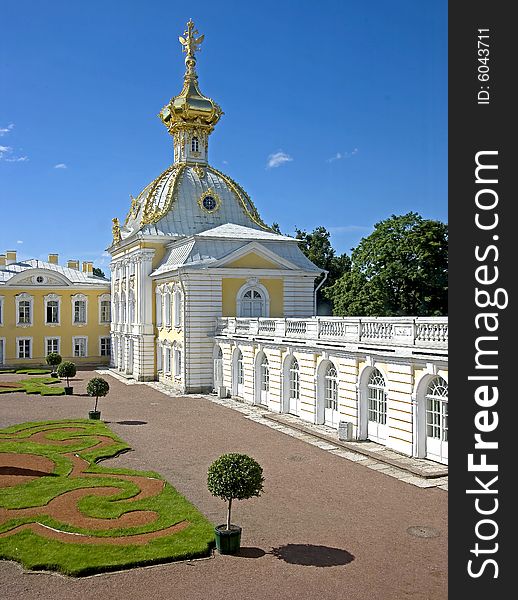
xmin=56 ymin=361 xmax=77 ymax=395
xmin=207 ymin=453 xmax=264 ymax=555
xmin=45 ymin=352 xmax=62 ymax=378
xmin=86 ymin=377 xmax=109 ymax=420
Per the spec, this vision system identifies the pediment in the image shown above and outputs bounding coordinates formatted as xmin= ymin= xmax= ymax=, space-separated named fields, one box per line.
xmin=6 ymin=268 xmax=72 ymax=287
xmin=213 ymin=242 xmax=299 ymax=270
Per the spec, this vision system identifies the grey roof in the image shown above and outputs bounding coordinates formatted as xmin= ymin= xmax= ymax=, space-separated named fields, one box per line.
xmin=121 ymin=165 xmax=270 ymax=241
xmin=151 ymin=224 xmax=322 ymax=277
xmin=0 ymin=259 xmax=110 ymax=286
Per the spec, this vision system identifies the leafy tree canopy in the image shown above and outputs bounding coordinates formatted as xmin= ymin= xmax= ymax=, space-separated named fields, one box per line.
xmin=93 ymin=267 xmax=106 ymax=278
xmin=324 ymin=212 xmax=448 ymax=316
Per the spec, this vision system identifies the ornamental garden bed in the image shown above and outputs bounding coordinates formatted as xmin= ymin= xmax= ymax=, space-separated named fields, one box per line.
xmin=0 ymin=419 xmax=215 ymax=576
xmin=0 ymin=377 xmax=65 ymax=396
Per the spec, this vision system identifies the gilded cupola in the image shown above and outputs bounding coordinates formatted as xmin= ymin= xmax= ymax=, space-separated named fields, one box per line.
xmin=159 ymin=19 xmax=223 ymax=165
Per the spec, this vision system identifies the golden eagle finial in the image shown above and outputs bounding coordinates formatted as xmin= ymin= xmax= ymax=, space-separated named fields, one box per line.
xmin=179 ymin=19 xmax=204 ymax=59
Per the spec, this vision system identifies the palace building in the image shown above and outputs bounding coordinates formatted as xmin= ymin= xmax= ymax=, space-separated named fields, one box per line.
xmin=108 ymin=21 xmax=449 ymax=465
xmin=0 ymin=251 xmax=111 ymax=367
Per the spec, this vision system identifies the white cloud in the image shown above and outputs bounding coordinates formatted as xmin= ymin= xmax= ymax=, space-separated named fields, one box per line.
xmin=54 ymin=163 xmax=67 ymax=169
xmin=16 ymin=240 xmax=24 ymax=244
xmin=0 ymin=123 xmax=14 ymax=136
xmin=326 ymin=148 xmax=358 ymax=162
xmin=0 ymin=145 xmax=28 ymax=162
xmin=266 ymin=151 xmax=293 ymax=169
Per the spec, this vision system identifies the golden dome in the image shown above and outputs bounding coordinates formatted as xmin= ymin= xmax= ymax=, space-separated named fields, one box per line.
xmin=159 ymin=20 xmax=222 ymax=135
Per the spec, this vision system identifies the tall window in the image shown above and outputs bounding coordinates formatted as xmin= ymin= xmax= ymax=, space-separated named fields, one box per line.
xmin=46 ymin=337 xmax=59 ymax=355
xmin=324 ymin=364 xmax=338 ymax=411
xmin=46 ymin=301 xmax=59 ymax=324
xmin=73 ymin=296 xmax=87 ymax=324
xmin=165 ymin=347 xmax=171 ymax=374
xmin=121 ymin=293 xmax=127 ymax=324
xmin=17 ymin=338 xmax=31 ymax=359
xmin=73 ymin=337 xmax=87 ymax=357
xmin=174 ymin=347 xmax=182 ymax=377
xmin=367 ymin=368 xmax=387 ymax=425
xmin=241 ymin=289 xmax=264 ymax=318
xmin=191 ymin=136 xmax=199 ymax=152
xmin=156 ymin=290 xmax=163 ymax=327
xmin=17 ymin=299 xmax=32 ymax=325
xmin=173 ymin=290 xmax=182 ymax=327
xmin=164 ymin=291 xmax=171 ymax=327
xmin=0 ymin=296 xmax=4 ymax=325
xmin=100 ymin=337 xmax=111 ymax=356
xmin=289 ymin=358 xmax=300 ymax=401
xmin=260 ymin=355 xmax=269 ymax=392
xmin=426 ymin=377 xmax=448 ymax=441
xmin=100 ymin=298 xmax=111 ymax=323
xmin=128 ymin=291 xmax=135 ymax=324
xmin=237 ymin=350 xmax=244 ymax=385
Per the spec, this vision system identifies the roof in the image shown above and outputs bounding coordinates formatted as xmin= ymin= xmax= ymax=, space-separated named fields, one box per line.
xmin=0 ymin=259 xmax=110 ymax=286
xmin=151 ymin=224 xmax=322 ymax=277
xmin=118 ymin=165 xmax=271 ymax=242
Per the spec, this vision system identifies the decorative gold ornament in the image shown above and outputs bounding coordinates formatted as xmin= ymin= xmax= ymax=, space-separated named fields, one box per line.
xmin=193 ymin=164 xmax=205 ymax=178
xmin=179 ymin=19 xmax=204 ymax=59
xmin=141 ymin=164 xmax=186 ymax=225
xmin=112 ymin=218 xmax=122 ymax=244
xmin=198 ymin=188 xmax=221 ymax=213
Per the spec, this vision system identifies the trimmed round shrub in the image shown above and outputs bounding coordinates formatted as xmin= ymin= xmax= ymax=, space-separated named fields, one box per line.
xmin=86 ymin=377 xmax=110 ymax=412
xmin=56 ymin=361 xmax=77 ymax=386
xmin=207 ymin=453 xmax=264 ymax=530
xmin=45 ymin=353 xmax=62 ymax=372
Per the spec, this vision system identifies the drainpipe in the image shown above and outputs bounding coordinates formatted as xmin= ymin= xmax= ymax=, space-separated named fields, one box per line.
xmin=177 ymin=267 xmax=187 ymax=393
xmin=313 ymin=271 xmax=328 ymax=316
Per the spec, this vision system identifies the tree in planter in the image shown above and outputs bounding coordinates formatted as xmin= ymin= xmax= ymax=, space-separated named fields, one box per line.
xmin=56 ymin=361 xmax=77 ymax=389
xmin=86 ymin=377 xmax=110 ymax=416
xmin=207 ymin=453 xmax=264 ymax=531
xmin=45 ymin=353 xmax=62 ymax=376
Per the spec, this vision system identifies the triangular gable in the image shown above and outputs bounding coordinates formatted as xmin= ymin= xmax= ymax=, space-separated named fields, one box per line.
xmin=213 ymin=241 xmax=299 ymax=270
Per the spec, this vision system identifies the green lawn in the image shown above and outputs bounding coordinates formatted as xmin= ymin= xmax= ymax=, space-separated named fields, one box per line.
xmin=0 ymin=419 xmax=215 ymax=576
xmin=0 ymin=377 xmax=65 ymax=395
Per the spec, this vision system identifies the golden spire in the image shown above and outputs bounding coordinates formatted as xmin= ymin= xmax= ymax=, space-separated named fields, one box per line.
xmin=159 ymin=19 xmax=222 ymax=164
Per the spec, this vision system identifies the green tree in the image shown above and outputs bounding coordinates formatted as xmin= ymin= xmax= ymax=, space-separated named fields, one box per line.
xmin=325 ymin=213 xmax=447 ymax=316
xmin=93 ymin=267 xmax=106 ymax=278
xmin=295 ymin=226 xmax=351 ymax=289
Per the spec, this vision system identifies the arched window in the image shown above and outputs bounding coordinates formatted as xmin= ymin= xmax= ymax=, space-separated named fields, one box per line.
xmin=173 ymin=289 xmax=182 ymax=327
xmin=426 ymin=376 xmax=448 ymax=442
xmin=237 ymin=350 xmax=244 ymax=386
xmin=128 ymin=290 xmax=135 ymax=324
xmin=156 ymin=289 xmax=163 ymax=327
xmin=289 ymin=357 xmax=300 ymax=402
xmin=191 ymin=136 xmax=199 ymax=152
xmin=367 ymin=368 xmax=387 ymax=425
xmin=164 ymin=290 xmax=171 ymax=327
xmin=242 ymin=289 xmax=264 ymax=317
xmin=324 ymin=364 xmax=338 ymax=412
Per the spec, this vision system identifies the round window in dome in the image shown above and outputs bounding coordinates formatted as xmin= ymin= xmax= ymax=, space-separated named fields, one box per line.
xmin=198 ymin=191 xmax=221 ymax=213
xmin=203 ymin=196 xmax=217 ymax=211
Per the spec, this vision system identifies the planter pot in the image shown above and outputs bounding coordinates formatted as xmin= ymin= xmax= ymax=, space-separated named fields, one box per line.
xmin=89 ymin=411 xmax=101 ymax=420
xmin=214 ymin=524 xmax=242 ymax=555
xmin=64 ymin=387 xmax=73 ymax=395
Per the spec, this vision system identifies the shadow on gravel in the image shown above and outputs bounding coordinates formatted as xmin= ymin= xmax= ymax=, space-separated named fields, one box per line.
xmin=115 ymin=420 xmax=148 ymax=426
xmin=236 ymin=547 xmax=266 ymax=558
xmin=270 ymin=544 xmax=355 ymax=567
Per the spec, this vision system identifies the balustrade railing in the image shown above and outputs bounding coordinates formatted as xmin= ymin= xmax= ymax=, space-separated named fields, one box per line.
xmin=215 ymin=316 xmax=448 ymax=350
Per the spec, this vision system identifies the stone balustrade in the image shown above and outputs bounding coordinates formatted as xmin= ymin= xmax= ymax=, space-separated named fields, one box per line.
xmin=215 ymin=316 xmax=448 ymax=355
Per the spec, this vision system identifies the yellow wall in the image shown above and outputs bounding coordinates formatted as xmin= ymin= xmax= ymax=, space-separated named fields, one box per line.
xmin=0 ymin=287 xmax=111 ymax=365
xmin=225 ymin=253 xmax=281 ymax=270
xmin=222 ymin=278 xmax=284 ymax=317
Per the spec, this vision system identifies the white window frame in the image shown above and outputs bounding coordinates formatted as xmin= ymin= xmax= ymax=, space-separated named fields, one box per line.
xmin=99 ymin=336 xmax=111 ymax=357
xmin=164 ymin=289 xmax=172 ymax=328
xmin=99 ymin=293 xmax=111 ymax=324
xmin=236 ymin=282 xmax=270 ymax=318
xmin=0 ymin=296 xmax=4 ymax=326
xmin=128 ymin=290 xmax=135 ymax=324
xmin=16 ymin=293 xmax=33 ymax=327
xmin=324 ymin=365 xmax=338 ymax=411
xmin=164 ymin=346 xmax=171 ymax=375
xmin=71 ymin=294 xmax=88 ymax=326
xmin=174 ymin=346 xmax=182 ymax=378
xmin=156 ymin=288 xmax=163 ymax=327
xmin=72 ymin=336 xmax=88 ymax=358
xmin=16 ymin=336 xmax=32 ymax=359
xmin=173 ymin=289 xmax=182 ymax=328
xmin=191 ymin=136 xmax=199 ymax=152
xmin=44 ymin=293 xmax=61 ymax=326
xmin=45 ymin=336 xmax=60 ymax=356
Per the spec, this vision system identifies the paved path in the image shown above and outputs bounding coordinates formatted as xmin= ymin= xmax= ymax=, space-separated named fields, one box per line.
xmin=0 ymin=369 xmax=447 ymax=600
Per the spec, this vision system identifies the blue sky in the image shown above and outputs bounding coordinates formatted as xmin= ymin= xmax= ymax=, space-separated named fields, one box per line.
xmin=0 ymin=0 xmax=447 ymax=272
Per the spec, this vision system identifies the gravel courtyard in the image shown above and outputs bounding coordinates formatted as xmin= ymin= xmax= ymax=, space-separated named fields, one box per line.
xmin=0 ymin=369 xmax=447 ymax=600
